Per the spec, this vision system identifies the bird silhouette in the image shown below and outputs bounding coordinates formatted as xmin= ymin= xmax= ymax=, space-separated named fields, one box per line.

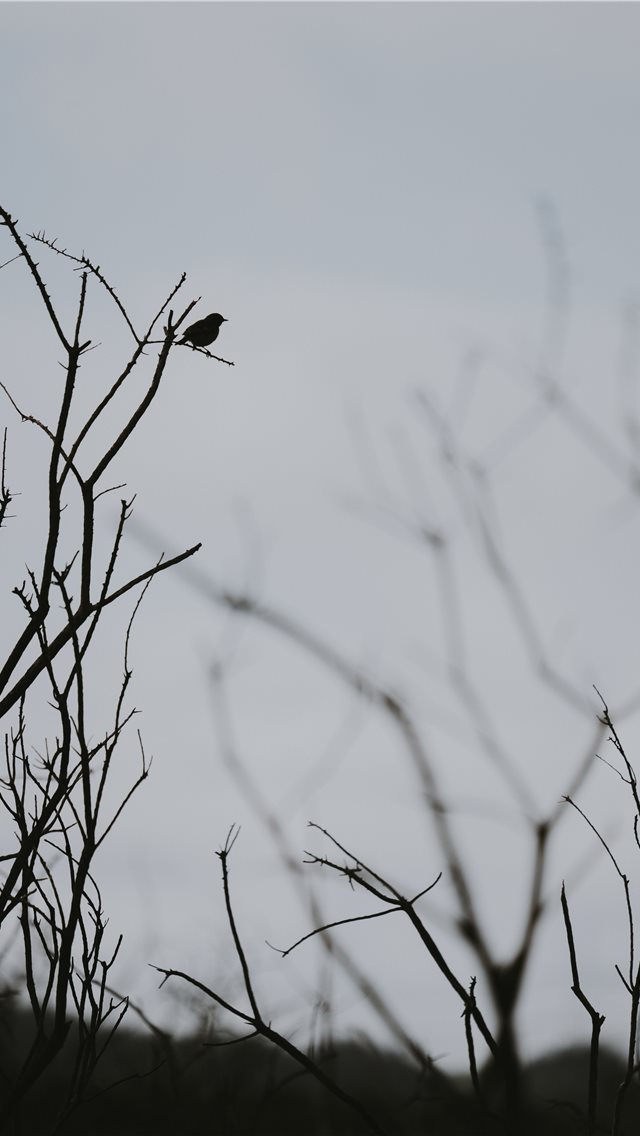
xmin=179 ymin=313 xmax=227 ymax=348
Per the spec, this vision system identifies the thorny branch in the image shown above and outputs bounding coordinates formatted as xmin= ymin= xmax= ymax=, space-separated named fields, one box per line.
xmin=560 ymin=691 xmax=640 ymax=1134
xmin=299 ymin=824 xmax=497 ymax=1060
xmin=561 ymin=882 xmax=604 ymax=1136
xmin=0 ymin=429 xmax=12 ymax=530
xmin=208 ymin=658 xmax=442 ymax=1076
xmin=0 ymin=203 xmax=219 ymax=1124
xmin=154 ymin=828 xmax=390 ymax=1136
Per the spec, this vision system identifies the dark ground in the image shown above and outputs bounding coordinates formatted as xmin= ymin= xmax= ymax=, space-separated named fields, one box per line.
xmin=1 ymin=999 xmax=639 ymax=1135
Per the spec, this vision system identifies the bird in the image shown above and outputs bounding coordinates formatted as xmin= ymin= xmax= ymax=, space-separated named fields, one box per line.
xmin=178 ymin=312 xmax=227 ymax=348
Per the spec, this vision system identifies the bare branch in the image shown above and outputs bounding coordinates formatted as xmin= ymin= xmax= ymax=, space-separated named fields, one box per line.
xmin=0 ymin=207 xmax=70 ymax=349
xmin=561 ymin=883 xmax=605 ymax=1135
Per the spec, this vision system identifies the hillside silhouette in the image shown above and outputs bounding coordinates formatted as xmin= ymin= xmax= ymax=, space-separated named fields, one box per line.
xmin=2 ymin=998 xmax=639 ymax=1135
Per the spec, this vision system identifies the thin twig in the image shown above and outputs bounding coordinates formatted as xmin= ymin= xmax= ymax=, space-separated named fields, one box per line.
xmin=561 ymin=883 xmax=604 ymax=1135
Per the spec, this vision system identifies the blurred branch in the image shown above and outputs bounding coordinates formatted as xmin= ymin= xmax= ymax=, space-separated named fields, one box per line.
xmin=209 ymin=657 xmax=441 ymax=1075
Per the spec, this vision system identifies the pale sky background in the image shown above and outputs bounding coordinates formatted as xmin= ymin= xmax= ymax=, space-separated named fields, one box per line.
xmin=3 ymin=0 xmax=640 ymax=1077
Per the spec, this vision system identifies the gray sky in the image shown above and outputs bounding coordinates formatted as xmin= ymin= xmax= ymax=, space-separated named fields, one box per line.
xmin=3 ymin=1 xmax=640 ymax=1073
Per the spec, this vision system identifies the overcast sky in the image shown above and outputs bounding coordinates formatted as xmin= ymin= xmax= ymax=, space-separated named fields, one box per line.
xmin=3 ymin=1 xmax=640 ymax=1074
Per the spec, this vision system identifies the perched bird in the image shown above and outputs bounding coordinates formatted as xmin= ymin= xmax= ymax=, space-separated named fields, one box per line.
xmin=179 ymin=312 xmax=227 ymax=348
